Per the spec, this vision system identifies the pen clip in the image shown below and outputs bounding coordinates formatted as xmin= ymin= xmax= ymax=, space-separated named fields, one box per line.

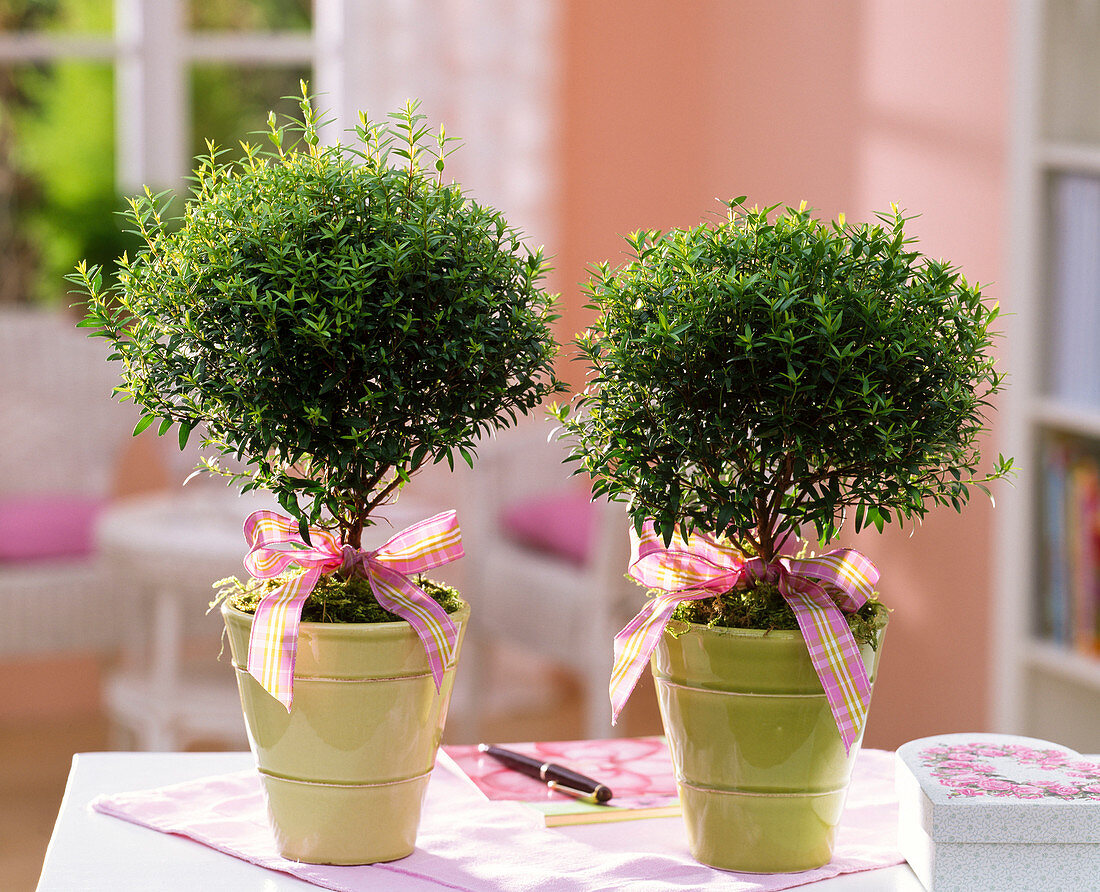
xmin=547 ymin=780 xmax=602 ymax=805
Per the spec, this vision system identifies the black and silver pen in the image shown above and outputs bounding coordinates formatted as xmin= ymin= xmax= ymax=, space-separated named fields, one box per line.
xmin=478 ymin=743 xmax=614 ymax=803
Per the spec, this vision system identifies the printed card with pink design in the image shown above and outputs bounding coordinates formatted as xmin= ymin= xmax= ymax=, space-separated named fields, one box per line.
xmin=441 ymin=736 xmax=680 ymax=826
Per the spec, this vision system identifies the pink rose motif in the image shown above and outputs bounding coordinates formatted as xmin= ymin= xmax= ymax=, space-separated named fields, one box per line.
xmin=940 ymin=760 xmax=979 ymax=769
xmin=979 ymin=778 xmax=1015 ymax=792
xmin=1069 ymin=768 xmax=1100 ymax=779
xmin=1015 ymin=748 xmax=1060 ymax=764
xmin=1043 ymin=784 xmax=1081 ymax=797
xmin=969 ymin=764 xmax=996 ymax=774
xmin=1010 ymin=785 xmax=1045 ymax=798
xmin=946 ymin=773 xmax=988 ymax=785
xmin=1082 ymin=784 xmax=1100 ymax=794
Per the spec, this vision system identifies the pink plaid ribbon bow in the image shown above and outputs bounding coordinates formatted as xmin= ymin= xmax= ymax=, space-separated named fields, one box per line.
xmin=242 ymin=509 xmax=464 ymax=710
xmin=610 ymin=522 xmax=880 ymax=753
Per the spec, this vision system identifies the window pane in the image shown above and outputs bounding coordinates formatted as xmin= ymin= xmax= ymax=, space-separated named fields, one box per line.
xmin=190 ymin=64 xmax=312 ymax=162
xmin=5 ymin=61 xmax=133 ymax=305
xmin=189 ymin=0 xmax=311 ymax=31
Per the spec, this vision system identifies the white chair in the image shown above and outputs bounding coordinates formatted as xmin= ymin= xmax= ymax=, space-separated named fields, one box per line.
xmin=0 ymin=309 xmax=134 ymax=657
xmin=459 ymin=422 xmax=639 ymax=740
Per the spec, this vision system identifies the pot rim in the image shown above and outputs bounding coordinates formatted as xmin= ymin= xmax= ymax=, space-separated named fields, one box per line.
xmin=671 ymin=621 xmax=805 ymax=640
xmin=221 ymin=597 xmax=470 ymax=632
xmin=669 ymin=612 xmax=888 ymax=641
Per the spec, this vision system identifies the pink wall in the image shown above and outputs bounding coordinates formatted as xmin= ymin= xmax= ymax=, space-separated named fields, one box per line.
xmin=845 ymin=2 xmax=1012 ymax=748
xmin=557 ymin=1 xmax=1012 ymax=748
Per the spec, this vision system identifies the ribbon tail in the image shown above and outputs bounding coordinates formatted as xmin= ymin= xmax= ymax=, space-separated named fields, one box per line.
xmin=610 ymin=598 xmax=678 ymax=724
xmin=368 ymin=563 xmax=459 ymax=692
xmin=247 ymin=566 xmax=323 ymax=711
xmin=780 ymin=579 xmax=872 ymax=755
xmin=609 ymin=592 xmax=715 ymax=724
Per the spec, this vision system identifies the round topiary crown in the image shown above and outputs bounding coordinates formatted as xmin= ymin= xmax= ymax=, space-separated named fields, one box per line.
xmin=554 ymin=199 xmax=1011 ymax=563
xmin=75 ymin=88 xmax=565 ymax=547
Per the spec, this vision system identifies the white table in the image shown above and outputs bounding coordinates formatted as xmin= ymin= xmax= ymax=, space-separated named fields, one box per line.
xmin=38 ymin=752 xmax=923 ymax=891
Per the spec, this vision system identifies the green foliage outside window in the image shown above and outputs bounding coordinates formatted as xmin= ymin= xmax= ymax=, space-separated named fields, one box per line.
xmin=2 ymin=0 xmax=313 ymax=304
xmin=190 ymin=65 xmax=310 ymax=165
xmin=188 ymin=0 xmax=310 ymax=31
xmin=0 ymin=0 xmax=62 ymax=305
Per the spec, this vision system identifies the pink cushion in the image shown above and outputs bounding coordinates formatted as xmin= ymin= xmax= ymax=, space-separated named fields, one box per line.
xmin=0 ymin=495 xmax=106 ymax=563
xmin=499 ymin=493 xmax=596 ymax=566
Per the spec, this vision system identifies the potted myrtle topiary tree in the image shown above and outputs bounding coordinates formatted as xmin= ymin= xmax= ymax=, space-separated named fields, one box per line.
xmin=73 ymin=87 xmax=564 ymax=865
xmin=553 ymin=200 xmax=1011 ymax=873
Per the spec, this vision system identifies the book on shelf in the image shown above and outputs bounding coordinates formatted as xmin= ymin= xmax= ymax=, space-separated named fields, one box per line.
xmin=440 ymin=735 xmax=681 ymax=826
xmin=1040 ymin=435 xmax=1100 ymax=656
xmin=1050 ymin=173 xmax=1100 ymax=410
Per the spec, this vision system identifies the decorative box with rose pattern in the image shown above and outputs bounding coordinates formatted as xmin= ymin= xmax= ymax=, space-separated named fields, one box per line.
xmin=896 ymin=732 xmax=1100 ymax=891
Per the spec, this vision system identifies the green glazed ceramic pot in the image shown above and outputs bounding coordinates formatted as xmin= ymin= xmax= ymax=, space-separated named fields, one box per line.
xmin=652 ymin=618 xmax=886 ymax=873
xmin=223 ymin=600 xmax=469 ymax=865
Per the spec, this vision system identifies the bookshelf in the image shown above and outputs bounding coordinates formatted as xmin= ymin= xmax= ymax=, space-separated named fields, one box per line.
xmin=995 ymin=0 xmax=1100 ymax=750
